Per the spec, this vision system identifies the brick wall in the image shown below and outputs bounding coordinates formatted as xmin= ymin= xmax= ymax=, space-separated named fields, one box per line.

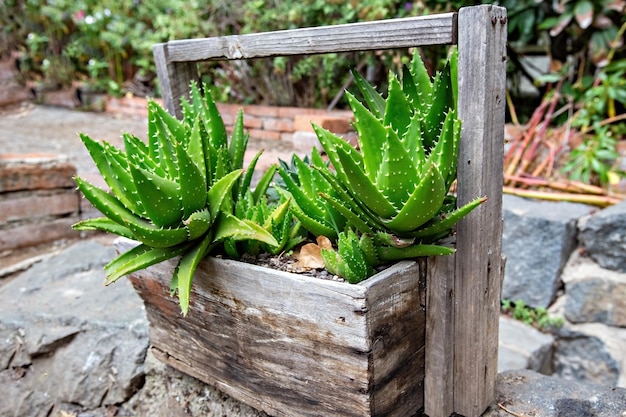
xmin=105 ymin=96 xmax=355 ymax=142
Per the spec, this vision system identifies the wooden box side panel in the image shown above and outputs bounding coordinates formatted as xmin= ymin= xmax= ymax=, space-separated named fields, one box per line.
xmin=129 ymin=253 xmax=382 ymax=417
xmin=364 ymin=261 xmax=426 ymax=416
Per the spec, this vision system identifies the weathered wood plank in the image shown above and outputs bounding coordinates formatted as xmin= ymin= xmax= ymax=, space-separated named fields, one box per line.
xmin=366 ymin=260 xmax=426 ymax=416
xmin=153 ymin=43 xmax=199 ymax=116
xmin=157 ymin=13 xmax=456 ymax=117
xmin=454 ymin=5 xmax=507 ymax=416
xmin=165 ymin=14 xmax=456 ymax=63
xmin=424 ymin=254 xmax=456 ymax=417
xmin=119 ymin=239 xmax=425 ymax=417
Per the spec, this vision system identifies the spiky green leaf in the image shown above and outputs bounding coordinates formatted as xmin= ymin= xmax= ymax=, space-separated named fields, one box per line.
xmin=335 ymin=145 xmax=397 ymax=219
xmin=346 ymin=92 xmax=385 ymax=181
xmin=351 ymin=68 xmax=386 ymax=119
xmin=206 ymin=169 xmax=243 ymax=219
xmin=412 ymin=196 xmax=486 ymax=240
xmin=104 ymin=240 xmax=194 ymax=284
xmin=375 ymin=128 xmax=418 ymax=208
xmin=130 ymin=164 xmax=182 ymax=227
xmin=176 ymin=140 xmax=207 ymax=218
xmin=383 ymin=73 xmax=413 ymax=139
xmin=377 ymin=243 xmax=454 ymax=262
xmin=229 ymin=110 xmax=249 ymax=171
xmin=174 ymin=232 xmax=213 ymax=316
xmin=214 ymin=212 xmax=278 ymax=247
xmin=381 ymin=163 xmax=446 ymax=233
xmin=72 ymin=217 xmax=135 ymax=240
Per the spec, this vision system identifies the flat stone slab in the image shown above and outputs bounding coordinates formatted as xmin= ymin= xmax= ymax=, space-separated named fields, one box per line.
xmin=0 ymin=153 xmax=76 ymax=192
xmin=553 ymin=322 xmax=626 ymax=388
xmin=562 ymin=252 xmax=626 ymax=327
xmin=0 ymin=239 xmax=148 ymax=417
xmin=484 ymin=369 xmax=626 ymax=417
xmin=498 ymin=316 xmax=554 ymax=374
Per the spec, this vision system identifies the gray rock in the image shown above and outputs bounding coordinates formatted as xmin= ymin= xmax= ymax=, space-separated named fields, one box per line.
xmin=121 ymin=350 xmax=270 ymax=417
xmin=484 ymin=369 xmax=626 ymax=417
xmin=498 ymin=316 xmax=554 ymax=374
xmin=562 ymin=252 xmax=626 ymax=327
xmin=0 ymin=240 xmax=149 ymax=417
xmin=579 ymin=199 xmax=626 ymax=272
xmin=501 ymin=195 xmax=594 ymax=308
xmin=553 ymin=323 xmax=626 ymax=387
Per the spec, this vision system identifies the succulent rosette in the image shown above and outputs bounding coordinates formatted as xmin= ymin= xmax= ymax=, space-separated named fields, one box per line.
xmin=279 ymin=49 xmax=486 ymax=282
xmin=73 ymin=83 xmax=279 ymax=314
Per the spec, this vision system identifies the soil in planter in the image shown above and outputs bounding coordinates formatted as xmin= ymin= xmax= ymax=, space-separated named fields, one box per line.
xmin=235 ymin=249 xmax=391 ymax=283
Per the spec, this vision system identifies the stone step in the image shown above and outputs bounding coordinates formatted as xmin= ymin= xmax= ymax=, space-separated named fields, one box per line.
xmin=498 ymin=316 xmax=554 ymax=375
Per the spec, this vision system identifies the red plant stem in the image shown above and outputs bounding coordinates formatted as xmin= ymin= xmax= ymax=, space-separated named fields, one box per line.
xmin=530 ymin=154 xmax=551 ymax=179
xmin=515 ymin=82 xmax=563 ymax=179
xmin=506 ymin=90 xmax=520 ymax=126
xmin=505 ymin=99 xmax=550 ymax=181
xmin=598 ymin=113 xmax=626 ymax=129
xmin=504 ymin=99 xmax=550 ymax=167
xmin=542 ymin=141 xmax=559 ymax=179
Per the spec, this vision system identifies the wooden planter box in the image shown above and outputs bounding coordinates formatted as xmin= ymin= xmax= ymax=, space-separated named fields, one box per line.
xmin=135 ymin=5 xmax=507 ymax=417
xmin=121 ymin=239 xmax=426 ymax=417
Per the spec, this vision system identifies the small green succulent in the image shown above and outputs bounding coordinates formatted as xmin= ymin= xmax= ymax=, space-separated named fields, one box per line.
xmin=224 ymin=164 xmax=307 ymax=258
xmin=320 ymin=229 xmax=376 ymax=284
xmin=73 ymin=82 xmax=278 ymax=314
xmin=281 ymin=49 xmax=486 ymax=282
xmin=276 ymin=148 xmax=347 ymax=240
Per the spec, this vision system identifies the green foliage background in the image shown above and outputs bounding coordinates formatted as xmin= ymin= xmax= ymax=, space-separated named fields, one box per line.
xmin=1 ymin=0 xmax=624 ymax=142
xmin=1 ymin=0 xmax=425 ymax=105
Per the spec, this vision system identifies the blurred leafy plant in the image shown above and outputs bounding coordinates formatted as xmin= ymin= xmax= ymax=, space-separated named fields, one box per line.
xmin=502 ymin=299 xmax=565 ymax=329
xmin=2 ymin=0 xmax=232 ymax=95
xmin=2 ymin=0 xmax=623 ymax=112
xmin=227 ymin=0 xmax=415 ymax=107
xmin=1 ymin=0 xmax=459 ymax=106
xmin=504 ymin=8 xmax=625 ymax=193
xmin=560 ymin=21 xmax=626 ymax=186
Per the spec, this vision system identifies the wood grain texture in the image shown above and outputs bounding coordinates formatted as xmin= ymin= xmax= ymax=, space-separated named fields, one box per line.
xmin=454 ymin=5 xmax=507 ymax=416
xmin=166 ymin=14 xmax=456 ymax=63
xmin=153 ymin=43 xmax=199 ymax=116
xmin=155 ymin=13 xmax=456 ymax=117
xmin=119 ymin=239 xmax=425 ymax=417
xmin=424 ymin=254 xmax=456 ymax=417
xmin=367 ymin=259 xmax=427 ymax=416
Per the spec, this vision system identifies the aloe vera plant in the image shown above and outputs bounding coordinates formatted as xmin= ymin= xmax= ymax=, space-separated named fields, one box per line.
xmin=281 ymin=49 xmax=486 ymax=282
xmin=276 ymin=149 xmax=347 ymax=240
xmin=224 ymin=163 xmax=307 ymax=258
xmin=73 ymin=82 xmax=278 ymax=315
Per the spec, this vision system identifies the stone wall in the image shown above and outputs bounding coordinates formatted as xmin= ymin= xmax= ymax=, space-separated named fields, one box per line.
xmin=501 ymin=195 xmax=626 ymax=388
xmin=0 ymin=53 xmax=34 ymax=107
xmin=0 ymin=154 xmax=80 ymax=253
